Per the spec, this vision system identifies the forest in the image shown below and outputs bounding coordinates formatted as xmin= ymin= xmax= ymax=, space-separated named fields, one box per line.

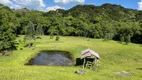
xmin=0 ymin=3 xmax=142 ymax=52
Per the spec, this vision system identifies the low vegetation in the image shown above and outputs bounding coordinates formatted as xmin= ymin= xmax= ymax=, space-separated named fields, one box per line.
xmin=0 ymin=36 xmax=142 ymax=80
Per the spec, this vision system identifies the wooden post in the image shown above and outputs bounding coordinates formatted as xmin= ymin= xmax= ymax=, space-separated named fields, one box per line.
xmin=83 ymin=58 xmax=86 ymax=69
xmin=94 ymin=57 xmax=98 ymax=71
xmin=96 ymin=59 xmax=98 ymax=71
xmin=92 ymin=58 xmax=95 ymax=69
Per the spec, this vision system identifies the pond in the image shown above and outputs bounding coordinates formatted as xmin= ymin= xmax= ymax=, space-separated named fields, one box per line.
xmin=25 ymin=50 xmax=73 ymax=66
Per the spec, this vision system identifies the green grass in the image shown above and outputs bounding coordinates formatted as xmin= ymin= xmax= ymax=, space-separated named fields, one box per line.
xmin=0 ymin=36 xmax=142 ymax=80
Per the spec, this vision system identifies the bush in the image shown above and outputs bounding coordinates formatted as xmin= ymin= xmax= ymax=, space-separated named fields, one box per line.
xmin=15 ymin=39 xmax=25 ymax=50
xmin=55 ymin=35 xmax=59 ymax=41
xmin=120 ymin=36 xmax=124 ymax=43
xmin=36 ymin=36 xmax=42 ymax=39
xmin=126 ymin=35 xmax=131 ymax=44
xmin=50 ymin=32 xmax=54 ymax=39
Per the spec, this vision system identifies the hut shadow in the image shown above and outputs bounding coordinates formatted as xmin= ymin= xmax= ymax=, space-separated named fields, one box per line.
xmin=75 ymin=58 xmax=84 ymax=66
xmin=75 ymin=58 xmax=95 ymax=66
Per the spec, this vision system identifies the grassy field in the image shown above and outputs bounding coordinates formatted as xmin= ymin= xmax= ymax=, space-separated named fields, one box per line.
xmin=0 ymin=36 xmax=142 ymax=80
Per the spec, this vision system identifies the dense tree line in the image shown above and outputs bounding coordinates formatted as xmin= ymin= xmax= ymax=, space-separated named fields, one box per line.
xmin=0 ymin=3 xmax=142 ymax=52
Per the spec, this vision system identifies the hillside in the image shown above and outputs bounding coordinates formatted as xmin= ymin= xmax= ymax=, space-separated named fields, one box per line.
xmin=0 ymin=3 xmax=142 ymax=49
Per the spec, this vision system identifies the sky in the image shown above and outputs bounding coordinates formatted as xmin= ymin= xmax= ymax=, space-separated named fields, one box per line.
xmin=0 ymin=0 xmax=142 ymax=12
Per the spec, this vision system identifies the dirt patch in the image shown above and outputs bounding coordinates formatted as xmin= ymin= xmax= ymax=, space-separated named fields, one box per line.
xmin=113 ymin=71 xmax=132 ymax=76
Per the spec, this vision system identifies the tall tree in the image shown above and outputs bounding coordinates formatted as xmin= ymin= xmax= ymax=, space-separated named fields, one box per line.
xmin=0 ymin=26 xmax=16 ymax=52
xmin=24 ymin=21 xmax=35 ymax=41
xmin=36 ymin=23 xmax=43 ymax=36
xmin=0 ymin=4 xmax=16 ymax=52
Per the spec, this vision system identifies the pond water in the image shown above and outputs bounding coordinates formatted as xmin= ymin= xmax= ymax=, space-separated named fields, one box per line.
xmin=26 ymin=51 xmax=73 ymax=66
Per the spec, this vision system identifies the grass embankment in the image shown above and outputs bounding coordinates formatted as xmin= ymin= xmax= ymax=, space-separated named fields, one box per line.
xmin=0 ymin=36 xmax=142 ymax=80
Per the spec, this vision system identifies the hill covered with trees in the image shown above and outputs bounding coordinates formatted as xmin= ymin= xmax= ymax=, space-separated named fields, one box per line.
xmin=0 ymin=3 xmax=142 ymax=52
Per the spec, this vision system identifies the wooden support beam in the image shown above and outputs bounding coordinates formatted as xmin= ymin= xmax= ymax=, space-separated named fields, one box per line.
xmin=83 ymin=58 xmax=86 ymax=69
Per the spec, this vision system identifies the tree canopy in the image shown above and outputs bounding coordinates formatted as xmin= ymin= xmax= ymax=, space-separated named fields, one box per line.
xmin=0 ymin=3 xmax=142 ymax=52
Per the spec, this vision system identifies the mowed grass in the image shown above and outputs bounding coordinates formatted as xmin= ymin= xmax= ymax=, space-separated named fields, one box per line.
xmin=0 ymin=36 xmax=142 ymax=80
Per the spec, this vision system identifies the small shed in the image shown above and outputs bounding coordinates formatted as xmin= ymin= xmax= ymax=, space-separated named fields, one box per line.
xmin=81 ymin=49 xmax=100 ymax=69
